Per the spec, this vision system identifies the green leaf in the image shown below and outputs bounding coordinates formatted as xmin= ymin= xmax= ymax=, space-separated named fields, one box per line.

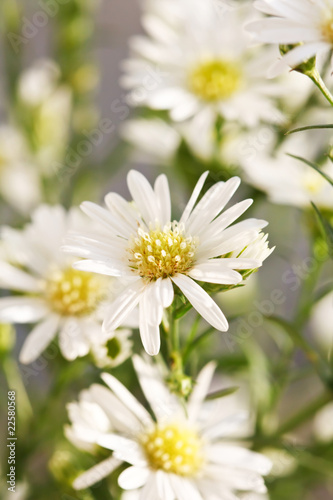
xmin=287 ymin=153 xmax=333 ymax=187
xmin=286 ymin=124 xmax=333 ymax=135
xmin=206 ymin=386 xmax=239 ymax=400
xmin=311 ymin=202 xmax=333 ymax=257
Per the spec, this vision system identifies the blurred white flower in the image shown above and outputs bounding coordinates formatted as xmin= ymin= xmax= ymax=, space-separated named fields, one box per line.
xmin=310 ymin=291 xmax=333 ymax=352
xmin=68 ymin=356 xmax=271 ymax=498
xmin=231 ymin=232 xmax=275 ymax=265
xmin=64 ymin=170 xmax=270 ymax=356
xmin=0 ymin=205 xmax=114 ymax=364
xmin=120 ymin=118 xmax=181 ymax=164
xmin=313 ymin=402 xmax=333 ymax=442
xmin=18 ymin=59 xmax=61 ymax=106
xmin=121 ymin=0 xmax=283 ymax=127
xmin=247 ymin=0 xmax=333 ymax=77
xmin=241 ymin=133 xmax=333 ymax=209
xmin=0 ymin=125 xmax=40 ymax=213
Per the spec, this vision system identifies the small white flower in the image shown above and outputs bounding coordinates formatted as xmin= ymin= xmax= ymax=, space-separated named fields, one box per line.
xmin=121 ymin=0 xmax=283 ymax=127
xmin=64 ymin=170 xmax=271 ymax=355
xmin=67 ymin=356 xmax=272 ymax=498
xmin=0 ymin=205 xmax=114 ymax=364
xmin=248 ymin=0 xmax=333 ymax=77
xmin=90 ymin=328 xmax=133 ymax=369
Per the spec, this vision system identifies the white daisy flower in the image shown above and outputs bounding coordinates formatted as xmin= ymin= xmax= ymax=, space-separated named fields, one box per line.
xmin=68 ymin=356 xmax=272 ymax=498
xmin=64 ymin=170 xmax=270 ymax=356
xmin=121 ymin=0 xmax=283 ymax=127
xmin=0 ymin=205 xmax=113 ymax=364
xmin=248 ymin=0 xmax=333 ymax=77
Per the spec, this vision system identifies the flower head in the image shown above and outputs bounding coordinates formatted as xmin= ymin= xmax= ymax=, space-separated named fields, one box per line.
xmin=64 ymin=170 xmax=272 ymax=355
xmin=248 ymin=0 xmax=333 ymax=77
xmin=0 ymin=205 xmax=114 ymax=364
xmin=67 ymin=356 xmax=272 ymax=498
xmin=121 ymin=0 xmax=283 ymax=126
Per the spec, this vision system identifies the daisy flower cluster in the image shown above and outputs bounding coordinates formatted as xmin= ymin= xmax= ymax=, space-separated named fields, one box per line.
xmin=1 ymin=1 xmax=333 ymax=499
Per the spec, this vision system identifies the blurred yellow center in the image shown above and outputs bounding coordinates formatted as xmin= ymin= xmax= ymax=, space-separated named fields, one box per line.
xmin=303 ymin=170 xmax=325 ymax=195
xmin=322 ymin=14 xmax=333 ymax=43
xmin=141 ymin=422 xmax=204 ymax=476
xmin=189 ymin=59 xmax=242 ymax=101
xmin=128 ymin=223 xmax=197 ymax=281
xmin=46 ymin=268 xmax=106 ymax=316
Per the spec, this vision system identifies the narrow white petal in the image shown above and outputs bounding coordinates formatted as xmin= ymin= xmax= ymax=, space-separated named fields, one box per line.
xmin=72 ymin=259 xmax=126 ymax=277
xmin=168 ymin=475 xmax=203 ymax=500
xmin=101 ymin=372 xmax=153 ymax=427
xmin=156 ymin=470 xmax=175 ymax=500
xmin=139 ymin=473 xmax=159 ymax=500
xmin=188 ymin=362 xmax=216 ymax=422
xmin=73 ymin=456 xmax=121 ymax=490
xmin=133 ymin=355 xmax=183 ymax=420
xmin=81 ymin=201 xmax=132 ymax=238
xmin=0 ymin=297 xmax=49 ymax=323
xmin=127 ymin=170 xmax=159 ymax=226
xmin=103 ymin=280 xmax=144 ymax=332
xmin=139 ymin=300 xmax=161 ymax=355
xmin=97 ymin=435 xmax=147 ymax=466
xmin=179 ymin=171 xmax=209 ymax=224
xmin=154 ymin=174 xmax=171 ymax=226
xmin=118 ymin=466 xmax=150 ymax=490
xmin=207 ymin=445 xmax=272 ymax=475
xmin=189 ymin=263 xmax=242 ymax=285
xmin=172 ymin=275 xmax=228 ymax=331
xmin=159 ymin=278 xmax=174 ymax=308
xmin=0 ymin=262 xmax=41 ymax=292
xmin=202 ymin=412 xmax=249 ymax=440
xmin=19 ymin=314 xmax=60 ymax=364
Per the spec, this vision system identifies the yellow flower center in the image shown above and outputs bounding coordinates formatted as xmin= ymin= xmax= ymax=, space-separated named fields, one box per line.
xmin=128 ymin=223 xmax=197 ymax=281
xmin=141 ymin=422 xmax=204 ymax=476
xmin=188 ymin=59 xmax=242 ymax=101
xmin=321 ymin=13 xmax=333 ymax=43
xmin=45 ymin=267 xmax=107 ymax=316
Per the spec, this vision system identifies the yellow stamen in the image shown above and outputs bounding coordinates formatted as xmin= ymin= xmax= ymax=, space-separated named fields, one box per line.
xmin=141 ymin=422 xmax=204 ymax=476
xmin=128 ymin=223 xmax=197 ymax=281
xmin=45 ymin=267 xmax=107 ymax=316
xmin=188 ymin=59 xmax=242 ymax=101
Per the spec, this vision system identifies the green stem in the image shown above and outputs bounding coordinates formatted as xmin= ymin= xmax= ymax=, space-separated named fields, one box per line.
xmin=306 ymin=68 xmax=333 ymax=107
xmin=183 ymin=326 xmax=216 ymax=364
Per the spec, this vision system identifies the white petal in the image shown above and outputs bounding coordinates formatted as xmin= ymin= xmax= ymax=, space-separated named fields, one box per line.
xmin=118 ymin=466 xmax=150 ymax=490
xmin=268 ymin=42 xmax=327 ymax=78
xmin=133 ymin=355 xmax=183 ymax=420
xmin=103 ymin=280 xmax=144 ymax=332
xmin=139 ymin=300 xmax=161 ymax=355
xmin=202 ymin=412 xmax=249 ymax=440
xmin=154 ymin=174 xmax=171 ymax=226
xmin=188 ymin=362 xmax=216 ymax=422
xmin=97 ymin=434 xmax=147 ymax=466
xmin=101 ymin=372 xmax=153 ymax=427
xmin=81 ymin=201 xmax=132 ymax=238
xmin=0 ymin=261 xmax=41 ymax=292
xmin=156 ymin=470 xmax=175 ymax=500
xmin=139 ymin=473 xmax=159 ymax=500
xmin=90 ymin=384 xmax=143 ymax=435
xmin=73 ymin=456 xmax=121 ymax=490
xmin=19 ymin=314 xmax=60 ymax=364
xmin=127 ymin=170 xmax=160 ymax=226
xmin=189 ymin=262 xmax=242 ymax=285
xmin=172 ymin=275 xmax=228 ymax=331
xmin=207 ymin=445 xmax=272 ymax=475
xmin=168 ymin=475 xmax=203 ymax=500
xmin=58 ymin=318 xmax=90 ymax=360
xmin=179 ymin=171 xmax=209 ymax=225
xmin=72 ymin=259 xmax=125 ymax=277
xmin=158 ymin=278 xmax=174 ymax=308
xmin=0 ymin=297 xmax=49 ymax=323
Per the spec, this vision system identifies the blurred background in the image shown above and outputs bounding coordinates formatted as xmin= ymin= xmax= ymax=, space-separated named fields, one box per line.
xmin=0 ymin=1 xmax=333 ymax=499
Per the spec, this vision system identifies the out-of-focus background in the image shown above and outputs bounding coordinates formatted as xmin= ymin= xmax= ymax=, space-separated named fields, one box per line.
xmin=0 ymin=1 xmax=333 ymax=500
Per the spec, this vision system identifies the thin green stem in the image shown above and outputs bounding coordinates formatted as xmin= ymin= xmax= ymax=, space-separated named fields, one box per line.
xmin=306 ymin=68 xmax=333 ymax=107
